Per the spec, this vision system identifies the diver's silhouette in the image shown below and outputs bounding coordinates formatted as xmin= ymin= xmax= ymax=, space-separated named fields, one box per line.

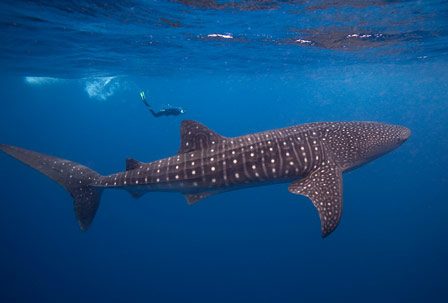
xmin=140 ymin=91 xmax=185 ymax=117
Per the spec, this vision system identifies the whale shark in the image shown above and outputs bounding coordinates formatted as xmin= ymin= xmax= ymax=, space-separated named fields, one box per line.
xmin=0 ymin=120 xmax=410 ymax=237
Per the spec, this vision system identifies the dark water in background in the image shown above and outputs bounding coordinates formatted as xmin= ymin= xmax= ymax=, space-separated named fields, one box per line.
xmin=0 ymin=1 xmax=448 ymax=302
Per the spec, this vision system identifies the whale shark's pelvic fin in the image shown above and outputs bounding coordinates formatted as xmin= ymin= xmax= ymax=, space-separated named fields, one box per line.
xmin=178 ymin=120 xmax=226 ymax=154
xmin=289 ymin=162 xmax=343 ymax=237
xmin=0 ymin=144 xmax=103 ymax=231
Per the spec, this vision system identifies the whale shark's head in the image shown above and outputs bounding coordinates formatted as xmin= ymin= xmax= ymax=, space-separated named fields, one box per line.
xmin=362 ymin=122 xmax=411 ymax=160
xmin=326 ymin=122 xmax=411 ymax=171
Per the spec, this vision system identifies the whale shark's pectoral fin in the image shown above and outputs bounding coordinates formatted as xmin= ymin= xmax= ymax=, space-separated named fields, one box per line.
xmin=179 ymin=120 xmax=226 ymax=154
xmin=288 ymin=162 xmax=343 ymax=237
xmin=185 ymin=192 xmax=215 ymax=205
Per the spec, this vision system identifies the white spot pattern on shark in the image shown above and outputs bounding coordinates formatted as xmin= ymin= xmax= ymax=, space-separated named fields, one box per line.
xmin=0 ymin=120 xmax=410 ymax=237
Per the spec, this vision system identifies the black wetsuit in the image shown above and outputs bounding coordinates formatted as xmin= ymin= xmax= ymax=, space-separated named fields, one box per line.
xmin=149 ymin=107 xmax=184 ymax=117
xmin=141 ymin=93 xmax=184 ymax=117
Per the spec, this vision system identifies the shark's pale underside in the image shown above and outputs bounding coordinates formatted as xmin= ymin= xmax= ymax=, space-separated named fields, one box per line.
xmin=0 ymin=120 xmax=410 ymax=237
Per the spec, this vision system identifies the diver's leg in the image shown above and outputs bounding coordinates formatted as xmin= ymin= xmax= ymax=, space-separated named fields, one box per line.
xmin=149 ymin=109 xmax=161 ymax=117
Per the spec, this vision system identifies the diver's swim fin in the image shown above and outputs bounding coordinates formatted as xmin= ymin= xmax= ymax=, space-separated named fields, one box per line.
xmin=139 ymin=91 xmax=151 ymax=108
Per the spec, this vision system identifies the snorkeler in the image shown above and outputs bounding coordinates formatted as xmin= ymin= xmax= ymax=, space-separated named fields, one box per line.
xmin=139 ymin=91 xmax=185 ymax=117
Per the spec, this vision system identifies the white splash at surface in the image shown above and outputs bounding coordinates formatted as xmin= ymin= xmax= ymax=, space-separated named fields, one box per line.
xmin=207 ymin=33 xmax=233 ymax=39
xmin=24 ymin=76 xmax=61 ymax=85
xmin=84 ymin=76 xmax=121 ymax=100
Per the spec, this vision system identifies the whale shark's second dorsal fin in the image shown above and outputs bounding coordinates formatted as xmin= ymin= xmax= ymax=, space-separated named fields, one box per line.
xmin=179 ymin=120 xmax=226 ymax=154
xmin=126 ymin=158 xmax=143 ymax=171
xmin=288 ymin=162 xmax=343 ymax=238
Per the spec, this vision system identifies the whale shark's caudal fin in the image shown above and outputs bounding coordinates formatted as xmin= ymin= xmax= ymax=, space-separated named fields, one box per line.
xmin=0 ymin=144 xmax=103 ymax=230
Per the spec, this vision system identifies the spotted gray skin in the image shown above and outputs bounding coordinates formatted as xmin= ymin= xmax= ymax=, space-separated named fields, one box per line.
xmin=0 ymin=120 xmax=410 ymax=237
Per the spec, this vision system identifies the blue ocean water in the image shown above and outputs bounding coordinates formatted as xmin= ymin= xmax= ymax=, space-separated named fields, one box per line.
xmin=0 ymin=1 xmax=448 ymax=302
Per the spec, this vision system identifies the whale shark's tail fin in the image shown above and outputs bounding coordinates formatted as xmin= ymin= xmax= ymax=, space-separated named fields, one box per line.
xmin=0 ymin=144 xmax=103 ymax=230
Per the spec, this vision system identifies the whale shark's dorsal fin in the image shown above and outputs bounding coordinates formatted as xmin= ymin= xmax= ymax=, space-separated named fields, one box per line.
xmin=126 ymin=158 xmax=143 ymax=171
xmin=179 ymin=120 xmax=226 ymax=154
xmin=288 ymin=162 xmax=343 ymax=238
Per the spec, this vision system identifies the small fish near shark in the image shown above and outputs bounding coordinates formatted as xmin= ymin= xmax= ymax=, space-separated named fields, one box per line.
xmin=0 ymin=120 xmax=410 ymax=237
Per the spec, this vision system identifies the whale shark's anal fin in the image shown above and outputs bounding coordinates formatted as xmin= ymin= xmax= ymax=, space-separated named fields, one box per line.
xmin=289 ymin=162 xmax=343 ymax=237
xmin=126 ymin=189 xmax=145 ymax=199
xmin=125 ymin=158 xmax=146 ymax=199
xmin=185 ymin=192 xmax=215 ymax=205
xmin=179 ymin=120 xmax=226 ymax=154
